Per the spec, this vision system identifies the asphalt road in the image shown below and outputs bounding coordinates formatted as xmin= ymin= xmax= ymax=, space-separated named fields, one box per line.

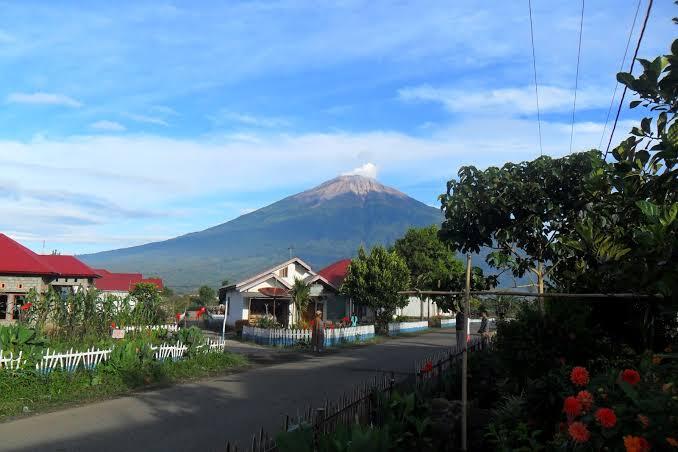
xmin=0 ymin=329 xmax=464 ymax=452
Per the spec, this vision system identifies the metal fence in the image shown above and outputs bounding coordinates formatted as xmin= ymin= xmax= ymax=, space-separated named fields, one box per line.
xmin=225 ymin=337 xmax=487 ymax=452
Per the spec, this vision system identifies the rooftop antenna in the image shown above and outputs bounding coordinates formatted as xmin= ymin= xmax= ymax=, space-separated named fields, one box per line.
xmin=288 ymin=245 xmax=294 ymax=259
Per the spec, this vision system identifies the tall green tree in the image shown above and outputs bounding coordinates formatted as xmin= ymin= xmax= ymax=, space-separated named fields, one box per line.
xmin=130 ymin=282 xmax=164 ymax=325
xmin=290 ymin=277 xmax=311 ymax=324
xmin=196 ymin=285 xmax=216 ymax=306
xmin=393 ymin=226 xmax=492 ymax=312
xmin=340 ymin=245 xmax=410 ymax=332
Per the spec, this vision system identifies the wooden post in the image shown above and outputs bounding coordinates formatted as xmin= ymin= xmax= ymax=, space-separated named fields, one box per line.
xmin=461 ymin=253 xmax=471 ymax=452
xmin=247 ymin=297 xmax=252 ymax=323
xmin=537 ymin=261 xmax=545 ymax=314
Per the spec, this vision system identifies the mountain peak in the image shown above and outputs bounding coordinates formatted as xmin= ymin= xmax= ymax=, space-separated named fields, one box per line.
xmin=293 ymin=175 xmax=407 ymax=202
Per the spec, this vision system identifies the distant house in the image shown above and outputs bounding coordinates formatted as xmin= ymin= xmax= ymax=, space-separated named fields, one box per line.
xmin=94 ymin=269 xmax=164 ymax=299
xmin=0 ymin=233 xmax=100 ymax=322
xmin=221 ymin=257 xmax=343 ymax=327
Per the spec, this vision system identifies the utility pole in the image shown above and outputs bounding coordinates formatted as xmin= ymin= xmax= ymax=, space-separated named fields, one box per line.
xmin=461 ymin=253 xmax=471 ymax=451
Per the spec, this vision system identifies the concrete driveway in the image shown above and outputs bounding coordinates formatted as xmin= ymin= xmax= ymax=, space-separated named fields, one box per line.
xmin=0 ymin=329 xmax=464 ymax=452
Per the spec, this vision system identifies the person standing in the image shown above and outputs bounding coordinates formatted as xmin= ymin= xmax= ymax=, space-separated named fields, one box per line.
xmin=311 ymin=310 xmax=325 ymax=353
xmin=455 ymin=308 xmax=466 ymax=349
xmin=477 ymin=310 xmax=490 ymax=346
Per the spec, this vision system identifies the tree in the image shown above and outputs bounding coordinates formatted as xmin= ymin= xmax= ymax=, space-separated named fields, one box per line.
xmin=196 ymin=285 xmax=216 ymax=306
xmin=221 ymin=279 xmax=230 ymax=287
xmin=290 ymin=277 xmax=311 ymax=324
xmin=439 ymin=150 xmax=607 ymax=310
xmin=129 ymin=282 xmax=164 ymax=325
xmin=392 ymin=226 xmax=493 ymax=312
xmin=340 ymin=246 xmax=410 ymax=332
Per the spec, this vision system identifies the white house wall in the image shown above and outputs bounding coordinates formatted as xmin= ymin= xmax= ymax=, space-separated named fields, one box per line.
xmin=225 ymin=291 xmax=245 ymax=326
xmin=397 ymin=296 xmax=442 ymax=318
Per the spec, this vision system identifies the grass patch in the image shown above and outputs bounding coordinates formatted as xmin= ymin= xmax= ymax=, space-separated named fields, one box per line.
xmin=0 ymin=351 xmax=247 ymax=420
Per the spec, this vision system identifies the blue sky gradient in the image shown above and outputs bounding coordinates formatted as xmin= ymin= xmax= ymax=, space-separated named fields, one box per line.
xmin=0 ymin=0 xmax=674 ymax=254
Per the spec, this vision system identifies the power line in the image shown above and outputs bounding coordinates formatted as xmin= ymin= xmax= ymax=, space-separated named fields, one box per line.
xmin=604 ymin=0 xmax=654 ymax=158
xmin=569 ymin=0 xmax=585 ymax=154
xmin=528 ymin=0 xmax=543 ymax=157
xmin=598 ymin=0 xmax=643 ymax=151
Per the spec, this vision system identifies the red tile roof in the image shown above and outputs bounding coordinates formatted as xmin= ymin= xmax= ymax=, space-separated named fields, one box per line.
xmin=318 ymin=259 xmax=351 ymax=288
xmin=40 ymin=255 xmax=100 ymax=278
xmin=0 ymin=233 xmax=56 ymax=275
xmin=93 ymin=269 xmax=163 ymax=292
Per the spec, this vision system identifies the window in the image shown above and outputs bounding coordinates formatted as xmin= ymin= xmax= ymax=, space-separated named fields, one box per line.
xmin=74 ymin=278 xmax=79 ymax=283
xmin=18 ymin=284 xmax=23 ymax=289
xmin=1 ymin=283 xmax=4 ymax=289
xmin=280 ymin=267 xmax=288 ymax=277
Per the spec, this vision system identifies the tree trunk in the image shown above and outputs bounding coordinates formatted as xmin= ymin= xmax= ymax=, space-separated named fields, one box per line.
xmin=537 ymin=262 xmax=545 ymax=314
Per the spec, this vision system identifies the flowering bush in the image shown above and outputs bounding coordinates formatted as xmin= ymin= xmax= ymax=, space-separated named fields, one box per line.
xmin=554 ymin=356 xmax=678 ymax=451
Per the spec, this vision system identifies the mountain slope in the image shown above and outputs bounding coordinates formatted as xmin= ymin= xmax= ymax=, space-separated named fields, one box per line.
xmin=80 ymin=175 xmax=443 ymax=290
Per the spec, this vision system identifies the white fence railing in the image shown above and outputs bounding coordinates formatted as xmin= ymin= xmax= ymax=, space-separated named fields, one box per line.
xmin=242 ymin=325 xmax=375 ymax=347
xmin=0 ymin=350 xmax=24 ymax=370
xmin=388 ymin=320 xmax=429 ymax=335
xmin=2 ymin=336 xmax=226 ymax=374
xmin=123 ymin=324 xmax=179 ymax=333
xmin=36 ymin=347 xmax=112 ymax=374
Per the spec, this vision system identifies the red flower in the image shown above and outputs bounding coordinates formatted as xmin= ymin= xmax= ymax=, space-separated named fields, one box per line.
xmin=20 ymin=302 xmax=32 ymax=311
xmin=175 ymin=313 xmax=182 ymax=320
xmin=570 ymin=366 xmax=590 ymax=386
xmin=341 ymin=316 xmax=350 ymax=323
xmin=568 ymin=422 xmax=590 ymax=443
xmin=420 ymin=361 xmax=433 ymax=373
xmin=621 ymin=369 xmax=641 ymax=386
xmin=563 ymin=396 xmax=583 ymax=417
xmin=637 ymin=414 xmax=650 ymax=429
xmin=624 ymin=435 xmax=650 ymax=452
xmin=594 ymin=408 xmax=617 ymax=428
xmin=576 ymin=390 xmax=594 ymax=411
xmin=110 ymin=322 xmax=116 ymax=328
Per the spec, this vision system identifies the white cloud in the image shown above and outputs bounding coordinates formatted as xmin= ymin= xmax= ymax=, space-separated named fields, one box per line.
xmin=398 ymin=85 xmax=610 ymax=115
xmin=6 ymin=92 xmax=82 ymax=108
xmin=343 ymin=163 xmax=378 ymax=179
xmin=124 ymin=113 xmax=169 ymax=126
xmin=210 ymin=111 xmax=290 ymax=128
xmin=90 ymin=120 xmax=126 ymax=131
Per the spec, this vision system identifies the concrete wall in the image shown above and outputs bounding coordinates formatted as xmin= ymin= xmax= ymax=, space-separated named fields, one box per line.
xmin=0 ymin=275 xmax=48 ymax=294
xmin=225 ymin=291 xmax=245 ymax=326
xmin=397 ymin=296 xmax=441 ymax=319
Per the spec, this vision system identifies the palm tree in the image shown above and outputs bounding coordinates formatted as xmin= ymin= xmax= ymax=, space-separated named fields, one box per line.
xmin=290 ymin=278 xmax=311 ymax=325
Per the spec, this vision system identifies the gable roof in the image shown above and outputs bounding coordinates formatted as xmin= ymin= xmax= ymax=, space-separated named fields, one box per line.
xmin=227 ymin=257 xmax=315 ymax=290
xmin=318 ymin=259 xmax=351 ymax=288
xmin=0 ymin=233 xmax=57 ymax=276
xmin=40 ymin=255 xmax=100 ymax=278
xmin=304 ymin=274 xmax=338 ymax=291
xmin=240 ymin=273 xmax=292 ymax=291
xmin=93 ymin=269 xmax=163 ymax=292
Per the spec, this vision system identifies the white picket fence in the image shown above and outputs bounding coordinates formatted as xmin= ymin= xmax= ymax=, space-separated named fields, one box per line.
xmin=0 ymin=350 xmax=24 ymax=370
xmin=1 ymin=336 xmax=226 ymax=373
xmin=36 ymin=347 xmax=112 ymax=373
xmin=123 ymin=324 xmax=179 ymax=333
xmin=151 ymin=342 xmax=188 ymax=361
xmin=242 ymin=325 xmax=375 ymax=347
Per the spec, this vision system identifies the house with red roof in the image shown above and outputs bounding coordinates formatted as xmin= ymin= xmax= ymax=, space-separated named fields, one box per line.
xmin=0 ymin=233 xmax=164 ymax=322
xmin=93 ymin=268 xmax=163 ymax=298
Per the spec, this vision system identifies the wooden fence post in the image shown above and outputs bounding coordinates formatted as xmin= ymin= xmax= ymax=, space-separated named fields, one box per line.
xmin=461 ymin=253 xmax=471 ymax=452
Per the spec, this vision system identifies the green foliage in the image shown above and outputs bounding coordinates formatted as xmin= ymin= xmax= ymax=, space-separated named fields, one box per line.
xmin=176 ymin=326 xmax=205 ymax=357
xmin=129 ymin=283 xmax=165 ymax=325
xmin=341 ymin=246 xmax=410 ymax=332
xmin=290 ymin=278 xmax=311 ymax=323
xmin=196 ymin=285 xmax=216 ymax=306
xmin=392 ymin=226 xmax=493 ymax=312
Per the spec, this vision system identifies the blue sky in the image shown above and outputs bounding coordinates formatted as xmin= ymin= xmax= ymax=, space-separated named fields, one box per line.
xmin=0 ymin=0 xmax=674 ymax=254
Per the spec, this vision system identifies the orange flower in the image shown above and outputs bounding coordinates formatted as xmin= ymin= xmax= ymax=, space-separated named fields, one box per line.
xmin=576 ymin=390 xmax=594 ymax=411
xmin=563 ymin=396 xmax=583 ymax=417
xmin=666 ymin=437 xmax=678 ymax=447
xmin=568 ymin=422 xmax=590 ymax=443
xmin=624 ymin=435 xmax=650 ymax=452
xmin=638 ymin=414 xmax=650 ymax=429
xmin=570 ymin=366 xmax=590 ymax=386
xmin=594 ymin=408 xmax=617 ymax=428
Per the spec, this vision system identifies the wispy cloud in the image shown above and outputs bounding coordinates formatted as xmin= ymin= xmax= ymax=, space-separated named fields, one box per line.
xmin=210 ymin=111 xmax=290 ymax=128
xmin=124 ymin=113 xmax=169 ymax=126
xmin=7 ymin=92 xmax=82 ymax=108
xmin=398 ymin=85 xmax=610 ymax=115
xmin=91 ymin=120 xmax=126 ymax=131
